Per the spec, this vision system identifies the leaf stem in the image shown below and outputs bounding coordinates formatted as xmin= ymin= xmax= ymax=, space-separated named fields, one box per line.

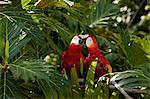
xmin=3 ymin=71 xmax=7 ymax=99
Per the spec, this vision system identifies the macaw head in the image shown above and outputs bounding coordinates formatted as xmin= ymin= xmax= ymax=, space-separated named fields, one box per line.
xmin=79 ymin=34 xmax=102 ymax=59
xmin=66 ymin=34 xmax=84 ymax=54
xmin=79 ymin=34 xmax=99 ymax=50
xmin=85 ymin=35 xmax=99 ymax=49
xmin=70 ymin=34 xmax=82 ymax=45
xmin=79 ymin=34 xmax=112 ymax=73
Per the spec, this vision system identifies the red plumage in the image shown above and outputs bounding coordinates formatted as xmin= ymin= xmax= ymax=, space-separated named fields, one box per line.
xmin=83 ymin=35 xmax=112 ymax=81
xmin=61 ymin=35 xmax=84 ymax=78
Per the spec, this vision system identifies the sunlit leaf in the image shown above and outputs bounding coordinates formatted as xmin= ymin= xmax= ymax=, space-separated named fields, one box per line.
xmin=21 ymin=0 xmax=31 ymax=9
xmin=117 ymin=27 xmax=149 ymax=66
xmin=89 ymin=0 xmax=119 ymax=28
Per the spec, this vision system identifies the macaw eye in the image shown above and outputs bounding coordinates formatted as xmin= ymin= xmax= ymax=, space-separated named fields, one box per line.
xmin=70 ymin=35 xmax=80 ymax=45
xmin=86 ymin=37 xmax=93 ymax=47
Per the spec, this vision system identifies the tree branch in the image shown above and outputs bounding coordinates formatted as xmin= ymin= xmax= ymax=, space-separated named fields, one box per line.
xmin=111 ymin=81 xmax=133 ymax=99
xmin=109 ymin=84 xmax=150 ymax=95
xmin=125 ymin=0 xmax=145 ymax=30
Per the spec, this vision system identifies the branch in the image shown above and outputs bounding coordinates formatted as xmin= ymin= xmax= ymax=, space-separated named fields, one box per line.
xmin=111 ymin=81 xmax=133 ymax=99
xmin=109 ymin=84 xmax=150 ymax=95
xmin=125 ymin=0 xmax=145 ymax=30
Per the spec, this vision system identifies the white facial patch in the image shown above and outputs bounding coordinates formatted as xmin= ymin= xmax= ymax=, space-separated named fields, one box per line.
xmin=79 ymin=34 xmax=89 ymax=39
xmin=86 ymin=37 xmax=93 ymax=47
xmin=70 ymin=35 xmax=80 ymax=45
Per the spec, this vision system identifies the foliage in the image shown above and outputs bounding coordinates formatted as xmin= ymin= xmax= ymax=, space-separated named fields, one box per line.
xmin=0 ymin=0 xmax=149 ymax=99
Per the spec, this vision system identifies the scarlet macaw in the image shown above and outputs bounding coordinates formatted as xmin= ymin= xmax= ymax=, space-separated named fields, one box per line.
xmin=79 ymin=34 xmax=112 ymax=83
xmin=61 ymin=34 xmax=84 ymax=78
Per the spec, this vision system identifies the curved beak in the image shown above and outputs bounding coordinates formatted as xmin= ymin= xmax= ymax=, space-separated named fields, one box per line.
xmin=79 ymin=38 xmax=83 ymax=44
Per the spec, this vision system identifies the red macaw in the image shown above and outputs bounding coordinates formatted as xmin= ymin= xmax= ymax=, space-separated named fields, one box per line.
xmin=79 ymin=34 xmax=112 ymax=83
xmin=61 ymin=34 xmax=84 ymax=78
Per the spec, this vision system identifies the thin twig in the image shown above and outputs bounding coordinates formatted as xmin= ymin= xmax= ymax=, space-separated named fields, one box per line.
xmin=13 ymin=50 xmax=29 ymax=63
xmin=125 ymin=0 xmax=145 ymax=30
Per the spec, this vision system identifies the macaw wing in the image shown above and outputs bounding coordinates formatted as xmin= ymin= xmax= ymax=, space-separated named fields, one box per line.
xmin=99 ymin=55 xmax=112 ymax=73
xmin=95 ymin=63 xmax=105 ymax=78
xmin=93 ymin=56 xmax=112 ymax=80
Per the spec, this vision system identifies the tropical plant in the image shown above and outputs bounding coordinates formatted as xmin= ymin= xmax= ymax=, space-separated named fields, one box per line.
xmin=0 ymin=0 xmax=72 ymax=98
xmin=0 ymin=0 xmax=150 ymax=99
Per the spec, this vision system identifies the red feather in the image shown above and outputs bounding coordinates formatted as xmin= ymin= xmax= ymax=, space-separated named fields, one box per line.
xmin=84 ymin=35 xmax=112 ymax=80
xmin=62 ymin=44 xmax=84 ymax=77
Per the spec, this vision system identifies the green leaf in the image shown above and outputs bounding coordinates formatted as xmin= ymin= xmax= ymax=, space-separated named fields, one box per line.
xmin=123 ymin=82 xmax=150 ymax=89
xmin=111 ymin=70 xmax=142 ymax=81
xmin=9 ymin=60 xmax=52 ymax=82
xmin=117 ymin=27 xmax=149 ymax=66
xmin=0 ymin=72 xmax=23 ymax=98
xmin=70 ymin=66 xmax=81 ymax=97
xmin=70 ymin=66 xmax=79 ymax=86
xmin=89 ymin=0 xmax=119 ymax=28
xmin=118 ymin=77 xmax=148 ymax=87
xmin=86 ymin=64 xmax=95 ymax=85
xmin=2 ymin=19 xmax=9 ymax=63
xmin=44 ymin=33 xmax=62 ymax=55
xmin=34 ymin=0 xmax=69 ymax=8
xmin=0 ymin=18 xmax=6 ymax=57
xmin=111 ymin=69 xmax=150 ymax=89
xmin=5 ymin=37 xmax=9 ymax=63
xmin=93 ymin=81 xmax=102 ymax=98
xmin=138 ymin=39 xmax=150 ymax=59
xmin=37 ymin=79 xmax=58 ymax=99
xmin=9 ymin=37 xmax=31 ymax=59
xmin=21 ymin=0 xmax=31 ymax=9
xmin=8 ymin=22 xmax=26 ymax=42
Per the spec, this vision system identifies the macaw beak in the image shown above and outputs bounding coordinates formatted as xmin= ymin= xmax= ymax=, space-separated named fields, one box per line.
xmin=78 ymin=36 xmax=86 ymax=47
xmin=81 ymin=38 xmax=88 ymax=58
xmin=79 ymin=38 xmax=83 ymax=44
xmin=79 ymin=33 xmax=89 ymax=45
xmin=78 ymin=33 xmax=89 ymax=58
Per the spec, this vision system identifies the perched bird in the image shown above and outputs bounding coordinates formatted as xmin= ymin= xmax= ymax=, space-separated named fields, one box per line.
xmin=79 ymin=34 xmax=112 ymax=84
xmin=62 ymin=34 xmax=112 ymax=96
xmin=61 ymin=34 xmax=84 ymax=78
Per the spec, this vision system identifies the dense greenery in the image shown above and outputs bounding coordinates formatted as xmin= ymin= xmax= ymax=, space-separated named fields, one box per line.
xmin=0 ymin=0 xmax=149 ymax=98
